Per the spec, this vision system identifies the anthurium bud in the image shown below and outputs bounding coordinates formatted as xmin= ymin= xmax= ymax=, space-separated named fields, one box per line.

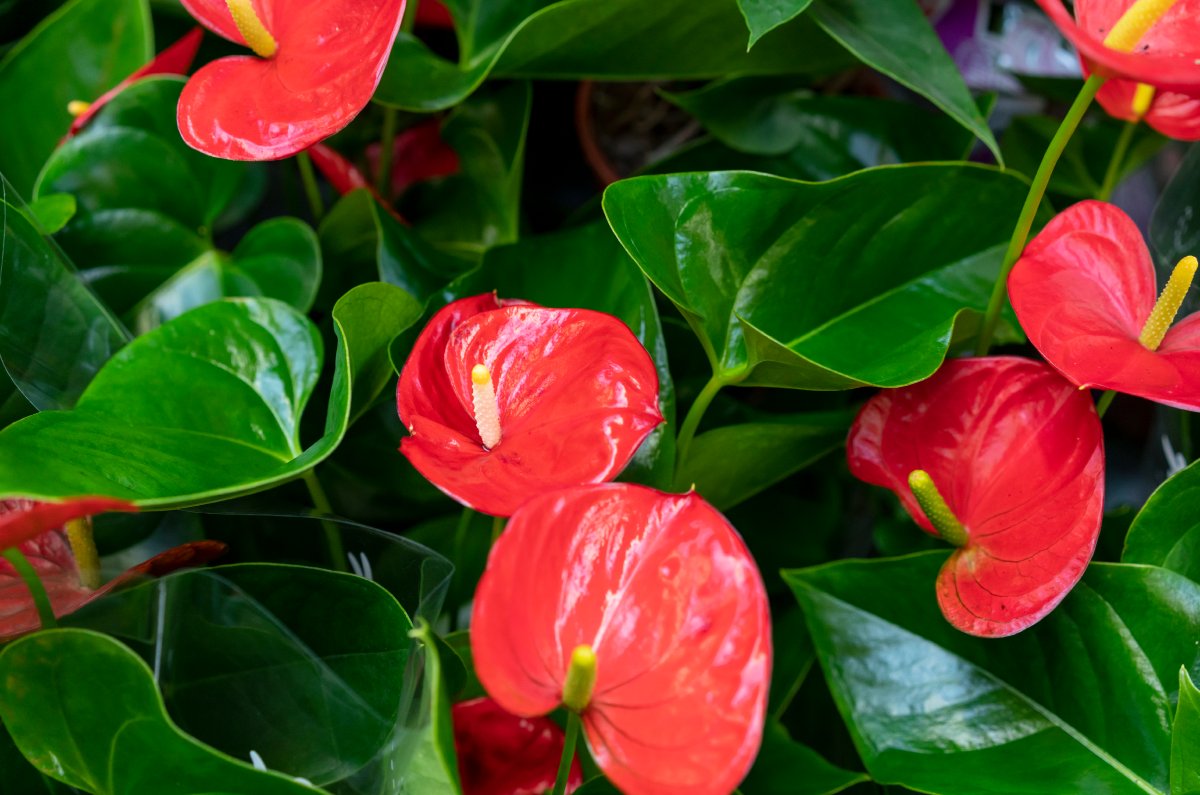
xmin=561 ymin=645 xmax=597 ymax=713
xmin=1139 ymin=255 xmax=1198 ymax=351
xmin=907 ymin=470 xmax=968 ymax=547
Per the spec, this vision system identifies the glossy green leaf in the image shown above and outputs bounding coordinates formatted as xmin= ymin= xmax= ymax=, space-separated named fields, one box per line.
xmin=742 ymin=723 xmax=868 ymax=795
xmin=1124 ymin=460 xmax=1200 ymax=582
xmin=129 ymin=217 xmax=322 ymax=333
xmin=27 ymin=192 xmax=75 ymax=233
xmin=1173 ymin=668 xmax=1200 ymax=795
xmin=445 ymin=221 xmax=677 ymax=487
xmin=678 ymin=410 xmax=851 ymax=510
xmin=408 ymin=81 xmax=531 ymax=252
xmin=0 ymin=718 xmax=50 ymax=794
xmin=786 ymin=554 xmax=1190 ymax=795
xmin=389 ymin=622 xmax=462 ymax=795
xmin=0 ymin=0 xmax=151 ymax=196
xmin=0 ymin=629 xmax=323 ymax=794
xmin=737 ymin=0 xmax=814 ymax=49
xmin=0 ymin=193 xmax=128 ymax=411
xmin=376 ymin=0 xmax=850 ymax=111
xmin=66 ymin=563 xmax=411 ymax=785
xmin=603 ymin=165 xmax=1026 ymax=389
xmin=806 ymin=0 xmax=1000 ymax=161
xmin=0 ymin=283 xmax=421 ymax=507
xmin=1003 ymin=114 xmax=1166 ymax=202
xmin=662 ymin=78 xmax=975 ymax=165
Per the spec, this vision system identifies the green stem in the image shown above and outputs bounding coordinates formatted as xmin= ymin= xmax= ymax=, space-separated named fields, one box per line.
xmin=673 ymin=374 xmax=728 ymax=488
xmin=975 ymin=73 xmax=1105 ymax=356
xmin=490 ymin=514 xmax=505 ymax=545
xmin=551 ymin=711 xmax=581 ymax=795
xmin=375 ymin=107 xmax=398 ymax=199
xmin=302 ymin=470 xmax=347 ymax=572
xmin=3 ymin=547 xmax=57 ymax=629
xmin=1096 ymin=389 xmax=1117 ymax=418
xmin=1098 ymin=120 xmax=1139 ymax=202
xmin=296 ymin=151 xmax=325 ymax=223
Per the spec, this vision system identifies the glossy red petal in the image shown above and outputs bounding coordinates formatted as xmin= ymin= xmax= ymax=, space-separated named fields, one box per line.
xmin=400 ymin=306 xmax=662 ymax=516
xmin=1035 ymin=0 xmax=1200 ymax=92
xmin=1094 ymin=79 xmax=1200 ymax=139
xmin=177 ymin=0 xmax=406 ymax=160
xmin=847 ymin=357 xmax=1104 ymax=637
xmin=453 ymin=697 xmax=581 ymax=795
xmin=365 ymin=119 xmax=461 ymax=196
xmin=0 ymin=497 xmax=137 ymax=550
xmin=307 ymin=143 xmax=371 ymax=195
xmin=1009 ymin=201 xmax=1200 ymax=410
xmin=67 ymin=27 xmax=204 ymax=139
xmin=471 ymin=484 xmax=771 ymax=795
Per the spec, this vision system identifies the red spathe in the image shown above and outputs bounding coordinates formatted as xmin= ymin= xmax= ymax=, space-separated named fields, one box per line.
xmin=847 ymin=357 xmax=1105 ymax=637
xmin=452 ymin=697 xmax=582 ymax=795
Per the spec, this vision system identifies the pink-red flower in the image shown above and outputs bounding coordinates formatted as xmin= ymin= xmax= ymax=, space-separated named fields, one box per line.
xmin=847 ymin=357 xmax=1105 ymax=637
xmin=396 ymin=295 xmax=663 ymax=517
xmin=471 ymin=483 xmax=771 ymax=795
xmin=1009 ymin=200 xmax=1200 ymax=410
xmin=453 ymin=697 xmax=582 ymax=795
xmin=0 ymin=498 xmax=224 ymax=637
xmin=65 ymin=27 xmax=204 ymax=140
xmin=176 ymin=0 xmax=407 ymax=160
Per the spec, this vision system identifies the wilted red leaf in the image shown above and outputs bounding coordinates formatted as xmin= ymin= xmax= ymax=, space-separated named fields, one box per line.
xmin=471 ymin=483 xmax=770 ymax=795
xmin=847 ymin=357 xmax=1105 ymax=637
xmin=453 ymin=697 xmax=582 ymax=795
xmin=1009 ymin=200 xmax=1200 ymax=410
xmin=396 ymin=296 xmax=663 ymax=517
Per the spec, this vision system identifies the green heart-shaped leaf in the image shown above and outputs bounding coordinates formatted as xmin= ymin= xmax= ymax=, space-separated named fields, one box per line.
xmin=0 ymin=0 xmax=151 ymax=196
xmin=0 ymin=628 xmax=324 ymax=794
xmin=603 ymin=165 xmax=1027 ymax=389
xmin=1124 ymin=460 xmax=1200 ymax=582
xmin=786 ymin=554 xmax=1196 ymax=795
xmin=0 ymin=283 xmax=420 ymax=507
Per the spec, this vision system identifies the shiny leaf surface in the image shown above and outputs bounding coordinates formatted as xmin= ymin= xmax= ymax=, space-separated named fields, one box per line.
xmin=1124 ymin=460 xmax=1200 ymax=582
xmin=0 ymin=0 xmax=151 ymax=195
xmin=736 ymin=0 xmax=814 ymax=48
xmin=472 ymin=483 xmax=771 ymax=795
xmin=0 ymin=284 xmax=420 ymax=507
xmin=786 ymin=555 xmax=1187 ymax=795
xmin=848 ymin=357 xmax=1105 ymax=636
xmin=0 ymin=629 xmax=324 ymax=794
xmin=603 ymin=166 xmax=1027 ymax=388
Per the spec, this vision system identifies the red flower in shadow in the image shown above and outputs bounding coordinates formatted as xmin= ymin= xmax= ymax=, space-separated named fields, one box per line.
xmin=396 ymin=295 xmax=663 ymax=517
xmin=471 ymin=483 xmax=771 ymax=795
xmin=176 ymin=0 xmax=406 ymax=160
xmin=453 ymin=697 xmax=582 ymax=795
xmin=1009 ymin=200 xmax=1200 ymax=410
xmin=1036 ymin=0 xmax=1200 ymax=137
xmin=847 ymin=357 xmax=1105 ymax=637
xmin=0 ymin=498 xmax=225 ymax=637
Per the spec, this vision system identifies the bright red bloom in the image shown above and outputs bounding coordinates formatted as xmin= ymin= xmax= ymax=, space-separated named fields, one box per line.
xmin=1009 ymin=200 xmax=1200 ymax=410
xmin=0 ymin=498 xmax=224 ymax=638
xmin=176 ymin=0 xmax=407 ymax=160
xmin=396 ymin=295 xmax=663 ymax=517
xmin=471 ymin=483 xmax=771 ymax=795
xmin=65 ymin=27 xmax=204 ymax=140
xmin=452 ymin=697 xmax=582 ymax=795
xmin=1035 ymin=0 xmax=1200 ymax=94
xmin=847 ymin=357 xmax=1105 ymax=637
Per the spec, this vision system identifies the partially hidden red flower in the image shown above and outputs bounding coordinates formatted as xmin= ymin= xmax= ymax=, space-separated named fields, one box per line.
xmin=415 ymin=0 xmax=454 ymax=28
xmin=0 ymin=498 xmax=225 ymax=637
xmin=1009 ymin=200 xmax=1200 ymax=410
xmin=847 ymin=357 xmax=1105 ymax=637
xmin=453 ymin=697 xmax=582 ymax=795
xmin=471 ymin=483 xmax=771 ymax=795
xmin=65 ymin=27 xmax=204 ymax=139
xmin=1035 ymin=0 xmax=1200 ymax=94
xmin=396 ymin=295 xmax=663 ymax=517
xmin=176 ymin=0 xmax=407 ymax=160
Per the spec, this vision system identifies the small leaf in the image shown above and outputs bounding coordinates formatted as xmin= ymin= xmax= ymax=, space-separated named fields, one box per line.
xmin=737 ymin=0 xmax=815 ymax=49
xmin=26 ymin=192 xmax=75 ymax=233
xmin=1173 ymin=668 xmax=1200 ymax=795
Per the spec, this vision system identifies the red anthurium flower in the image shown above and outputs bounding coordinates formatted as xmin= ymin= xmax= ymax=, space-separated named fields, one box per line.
xmin=1009 ymin=200 xmax=1200 ymax=410
xmin=366 ymin=118 xmax=460 ymax=199
xmin=396 ymin=295 xmax=663 ymax=517
xmin=415 ymin=0 xmax=454 ymax=28
xmin=176 ymin=0 xmax=407 ymax=160
xmin=65 ymin=27 xmax=204 ymax=140
xmin=0 ymin=499 xmax=225 ymax=638
xmin=1035 ymin=0 xmax=1200 ymax=94
xmin=471 ymin=483 xmax=771 ymax=795
xmin=847 ymin=357 xmax=1105 ymax=637
xmin=453 ymin=697 xmax=582 ymax=795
